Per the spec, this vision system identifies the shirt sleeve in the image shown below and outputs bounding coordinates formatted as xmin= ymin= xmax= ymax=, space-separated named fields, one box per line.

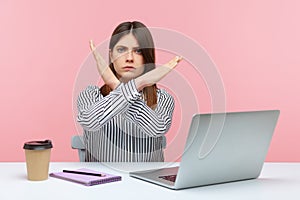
xmin=125 ymin=89 xmax=175 ymax=138
xmin=77 ymin=80 xmax=141 ymax=130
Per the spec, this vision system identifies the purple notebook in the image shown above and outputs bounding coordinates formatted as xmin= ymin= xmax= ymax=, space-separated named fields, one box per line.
xmin=50 ymin=168 xmax=121 ymax=186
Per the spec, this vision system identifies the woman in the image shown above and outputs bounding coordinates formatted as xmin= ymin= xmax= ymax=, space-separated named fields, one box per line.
xmin=77 ymin=21 xmax=182 ymax=162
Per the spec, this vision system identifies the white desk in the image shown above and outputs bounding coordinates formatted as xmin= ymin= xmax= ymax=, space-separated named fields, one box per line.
xmin=1 ymin=162 xmax=299 ymax=200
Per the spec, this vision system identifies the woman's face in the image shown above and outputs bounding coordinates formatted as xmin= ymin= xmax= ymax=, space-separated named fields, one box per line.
xmin=110 ymin=33 xmax=145 ymax=82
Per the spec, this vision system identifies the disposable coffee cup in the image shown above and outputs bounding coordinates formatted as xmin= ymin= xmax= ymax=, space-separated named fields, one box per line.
xmin=23 ymin=140 xmax=53 ymax=181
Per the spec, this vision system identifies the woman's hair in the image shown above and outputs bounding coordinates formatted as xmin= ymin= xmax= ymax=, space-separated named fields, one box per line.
xmin=100 ymin=21 xmax=157 ymax=109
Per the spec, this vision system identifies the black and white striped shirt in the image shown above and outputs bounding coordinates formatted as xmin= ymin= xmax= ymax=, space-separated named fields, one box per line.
xmin=77 ymin=79 xmax=175 ymax=162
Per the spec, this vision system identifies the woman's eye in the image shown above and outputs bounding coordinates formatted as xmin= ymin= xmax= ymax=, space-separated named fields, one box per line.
xmin=134 ymin=49 xmax=142 ymax=55
xmin=117 ymin=47 xmax=126 ymax=53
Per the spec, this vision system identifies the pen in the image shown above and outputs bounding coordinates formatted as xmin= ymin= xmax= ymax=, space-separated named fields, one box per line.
xmin=62 ymin=170 xmax=106 ymax=177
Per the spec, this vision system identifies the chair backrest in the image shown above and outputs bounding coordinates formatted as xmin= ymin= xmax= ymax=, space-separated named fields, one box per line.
xmin=71 ymin=135 xmax=85 ymax=162
xmin=71 ymin=135 xmax=167 ymax=162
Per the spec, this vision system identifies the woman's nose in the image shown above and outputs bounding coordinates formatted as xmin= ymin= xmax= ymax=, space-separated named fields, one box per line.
xmin=126 ymin=50 xmax=134 ymax=62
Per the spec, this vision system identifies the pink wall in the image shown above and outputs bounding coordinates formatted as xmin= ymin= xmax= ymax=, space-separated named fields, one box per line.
xmin=1 ymin=0 xmax=299 ymax=162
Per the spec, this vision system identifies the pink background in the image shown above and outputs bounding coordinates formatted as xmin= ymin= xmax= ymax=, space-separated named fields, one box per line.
xmin=1 ymin=0 xmax=299 ymax=162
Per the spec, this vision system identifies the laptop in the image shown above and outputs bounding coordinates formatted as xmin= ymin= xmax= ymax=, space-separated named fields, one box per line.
xmin=129 ymin=110 xmax=280 ymax=190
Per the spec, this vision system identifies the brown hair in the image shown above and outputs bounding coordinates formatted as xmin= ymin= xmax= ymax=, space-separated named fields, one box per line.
xmin=100 ymin=21 xmax=157 ymax=109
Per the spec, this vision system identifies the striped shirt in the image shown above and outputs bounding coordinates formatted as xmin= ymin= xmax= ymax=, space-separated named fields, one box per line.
xmin=77 ymin=79 xmax=175 ymax=162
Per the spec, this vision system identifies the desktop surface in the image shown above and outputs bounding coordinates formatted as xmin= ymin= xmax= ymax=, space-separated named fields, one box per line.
xmin=1 ymin=162 xmax=299 ymax=200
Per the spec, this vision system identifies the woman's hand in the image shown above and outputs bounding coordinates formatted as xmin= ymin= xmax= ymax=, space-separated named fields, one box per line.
xmin=135 ymin=56 xmax=183 ymax=91
xmin=89 ymin=40 xmax=120 ymax=90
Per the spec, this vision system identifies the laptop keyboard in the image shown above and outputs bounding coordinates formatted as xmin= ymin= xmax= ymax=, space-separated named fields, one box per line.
xmin=159 ymin=175 xmax=177 ymax=182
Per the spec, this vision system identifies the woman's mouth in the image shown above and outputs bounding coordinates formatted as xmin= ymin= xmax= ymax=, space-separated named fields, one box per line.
xmin=123 ymin=66 xmax=135 ymax=71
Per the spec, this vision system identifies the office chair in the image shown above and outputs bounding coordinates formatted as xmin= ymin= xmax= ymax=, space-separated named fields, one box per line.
xmin=71 ymin=135 xmax=167 ymax=162
xmin=71 ymin=135 xmax=85 ymax=162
